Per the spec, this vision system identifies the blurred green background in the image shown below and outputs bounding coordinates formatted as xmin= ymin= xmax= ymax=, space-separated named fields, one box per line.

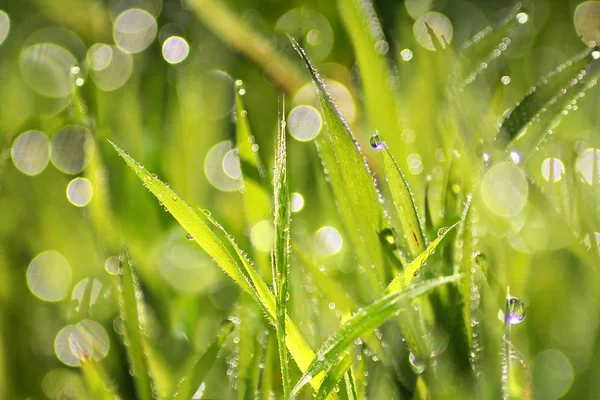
xmin=0 ymin=0 xmax=599 ymax=399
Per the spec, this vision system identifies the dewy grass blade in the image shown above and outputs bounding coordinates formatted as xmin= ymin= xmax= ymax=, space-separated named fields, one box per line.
xmin=290 ymin=36 xmax=390 ymax=292
xmin=372 ymin=133 xmax=427 ymax=259
xmin=117 ymin=247 xmax=155 ymax=400
xmin=110 ymin=141 xmax=327 ymax=394
xmin=290 ymin=274 xmax=462 ymax=396
xmin=315 ymin=353 xmax=353 ymax=400
xmin=272 ymin=96 xmax=291 ymax=398
xmin=171 ymin=320 xmax=235 ymax=400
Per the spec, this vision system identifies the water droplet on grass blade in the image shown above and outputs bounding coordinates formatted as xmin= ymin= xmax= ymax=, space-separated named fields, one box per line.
xmin=506 ymin=296 xmax=526 ymax=325
xmin=409 ymin=352 xmax=426 ymax=374
xmin=370 ymin=134 xmax=383 ymax=150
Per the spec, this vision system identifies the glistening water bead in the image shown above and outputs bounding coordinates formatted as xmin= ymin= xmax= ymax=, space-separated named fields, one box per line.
xmin=370 ymin=134 xmax=383 ymax=150
xmin=506 ymin=296 xmax=526 ymax=325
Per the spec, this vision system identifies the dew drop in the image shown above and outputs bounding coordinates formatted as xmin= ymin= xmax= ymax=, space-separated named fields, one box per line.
xmin=370 ymin=134 xmax=383 ymax=150
xmin=516 ymin=12 xmax=529 ymax=24
xmin=437 ymin=227 xmax=448 ymax=236
xmin=409 ymin=352 xmax=426 ymax=374
xmin=506 ymin=296 xmax=526 ymax=325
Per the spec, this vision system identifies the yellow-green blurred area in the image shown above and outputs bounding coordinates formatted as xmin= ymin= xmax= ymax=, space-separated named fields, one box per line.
xmin=1 ymin=0 xmax=600 ymax=399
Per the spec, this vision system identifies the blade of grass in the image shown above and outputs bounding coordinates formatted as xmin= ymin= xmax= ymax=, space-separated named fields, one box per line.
xmin=315 ymin=353 xmax=353 ymax=400
xmin=110 ymin=141 xmax=327 ymax=394
xmin=185 ymin=0 xmax=304 ymax=94
xmin=290 ymin=37 xmax=390 ymax=292
xmin=371 ymin=134 xmax=427 ymax=259
xmin=272 ymin=96 xmax=291 ymax=398
xmin=118 ymin=247 xmax=155 ymax=400
xmin=80 ymin=359 xmax=119 ymax=400
xmin=171 ymin=320 xmax=235 ymax=400
xmin=290 ymin=274 xmax=462 ymax=396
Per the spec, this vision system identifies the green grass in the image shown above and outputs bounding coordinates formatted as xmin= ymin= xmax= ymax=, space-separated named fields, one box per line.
xmin=1 ymin=0 xmax=600 ymax=399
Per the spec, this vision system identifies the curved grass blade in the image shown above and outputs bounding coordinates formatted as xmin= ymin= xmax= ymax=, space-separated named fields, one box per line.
xmin=372 ymin=134 xmax=427 ymax=259
xmin=386 ymin=221 xmax=460 ymax=293
xmin=290 ymin=37 xmax=389 ymax=291
xmin=496 ymin=46 xmax=599 ymax=147
xmin=118 ymin=247 xmax=155 ymax=400
xmin=272 ymin=96 xmax=291 ymax=398
xmin=315 ymin=353 xmax=353 ymax=400
xmin=171 ymin=320 xmax=235 ymax=400
xmin=337 ymin=0 xmax=408 ymax=163
xmin=290 ymin=274 xmax=462 ymax=396
xmin=81 ymin=358 xmax=119 ymax=400
xmin=110 ymin=141 xmax=326 ymax=394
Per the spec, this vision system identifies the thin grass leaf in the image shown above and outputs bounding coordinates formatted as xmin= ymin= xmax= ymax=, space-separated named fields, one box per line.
xmin=80 ymin=356 xmax=118 ymax=400
xmin=290 ymin=274 xmax=462 ymax=396
xmin=290 ymin=37 xmax=389 ymax=291
xmin=110 ymin=141 xmax=325 ymax=393
xmin=272 ymin=96 xmax=291 ymax=398
xmin=371 ymin=134 xmax=427 ymax=259
xmin=344 ymin=368 xmax=358 ymax=400
xmin=171 ymin=320 xmax=235 ymax=400
xmin=315 ymin=353 xmax=353 ymax=400
xmin=496 ymin=46 xmax=599 ymax=147
xmin=337 ymin=0 xmax=408 ymax=165
xmin=386 ymin=221 xmax=460 ymax=293
xmin=118 ymin=247 xmax=155 ymax=400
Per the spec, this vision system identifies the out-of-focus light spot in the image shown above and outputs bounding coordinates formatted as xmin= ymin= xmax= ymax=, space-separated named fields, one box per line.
xmin=251 ymin=220 xmax=274 ymax=253
xmin=50 ymin=125 xmax=91 ymax=174
xmin=541 ymin=158 xmax=565 ymax=182
xmin=509 ymin=150 xmax=521 ymax=164
xmin=593 ymin=50 xmax=600 ymax=59
xmin=315 ymin=226 xmax=343 ymax=256
xmin=501 ymin=75 xmax=511 ymax=85
xmin=481 ymin=162 xmax=528 ymax=217
xmin=88 ymin=44 xmax=133 ymax=91
xmin=109 ymin=0 xmax=163 ymax=21
xmin=405 ymin=0 xmax=432 ymax=19
xmin=11 ymin=130 xmax=50 ymax=176
xmin=205 ymin=141 xmax=243 ymax=191
xmin=55 ymin=320 xmax=109 ymax=366
xmin=288 ymin=105 xmax=322 ymax=142
xmin=160 ymin=241 xmax=218 ymax=293
xmin=275 ymin=8 xmax=334 ymax=61
xmin=374 ymin=40 xmax=389 ymax=55
xmin=66 ymin=177 xmax=93 ymax=207
xmin=435 ymin=148 xmax=446 ymax=162
xmin=401 ymin=128 xmax=415 ymax=143
xmin=27 ymin=251 xmax=72 ymax=302
xmin=294 ymin=80 xmax=356 ymax=124
xmin=158 ymin=23 xmax=185 ymax=44
xmin=407 ymin=153 xmax=423 ymax=175
xmin=113 ymin=8 xmax=157 ymax=54
xmin=105 ymin=256 xmax=119 ymax=275
xmin=516 ymin=12 xmax=529 ymax=24
xmin=413 ymin=12 xmax=453 ymax=51
xmin=222 ymin=149 xmax=242 ymax=180
xmin=532 ymin=350 xmax=574 ymax=400
xmin=162 ymin=36 xmax=189 ymax=64
xmin=291 ymin=192 xmax=304 ymax=212
xmin=400 ymin=48 xmax=413 ymax=61
xmin=575 ymin=2 xmax=600 ymax=45
xmin=42 ymin=369 xmax=86 ymax=400
xmin=576 ymin=148 xmax=600 ymax=184
xmin=0 ymin=11 xmax=10 ymax=46
xmin=19 ymin=44 xmax=77 ymax=98
xmin=71 ymin=278 xmax=103 ymax=311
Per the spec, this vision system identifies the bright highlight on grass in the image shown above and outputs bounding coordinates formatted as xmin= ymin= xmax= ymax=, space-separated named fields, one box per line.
xmin=162 ymin=36 xmax=189 ymax=64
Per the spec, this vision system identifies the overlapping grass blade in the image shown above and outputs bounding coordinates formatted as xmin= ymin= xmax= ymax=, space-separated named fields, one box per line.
xmin=290 ymin=37 xmax=389 ymax=291
xmin=272 ymin=96 xmax=291 ymax=398
xmin=110 ymin=141 xmax=325 ymax=393
xmin=290 ymin=274 xmax=462 ymax=396
xmin=496 ymin=46 xmax=599 ymax=147
xmin=80 ymin=359 xmax=119 ymax=400
xmin=315 ymin=353 xmax=353 ymax=400
xmin=171 ymin=320 xmax=235 ymax=400
xmin=117 ymin=247 xmax=155 ymax=400
xmin=372 ymin=134 xmax=427 ymax=259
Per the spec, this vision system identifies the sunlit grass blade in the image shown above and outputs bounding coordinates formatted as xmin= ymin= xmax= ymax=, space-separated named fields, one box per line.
xmin=110 ymin=141 xmax=325 ymax=393
xmin=315 ymin=353 xmax=353 ymax=400
xmin=386 ymin=221 xmax=460 ymax=293
xmin=290 ymin=274 xmax=462 ymax=396
xmin=290 ymin=37 xmax=390 ymax=291
xmin=118 ymin=247 xmax=155 ymax=400
xmin=171 ymin=320 xmax=235 ymax=400
xmin=372 ymin=134 xmax=427 ymax=259
xmin=81 ymin=359 xmax=119 ymax=400
xmin=337 ymin=0 xmax=408 ymax=165
xmin=272 ymin=96 xmax=291 ymax=398
xmin=496 ymin=46 xmax=599 ymax=147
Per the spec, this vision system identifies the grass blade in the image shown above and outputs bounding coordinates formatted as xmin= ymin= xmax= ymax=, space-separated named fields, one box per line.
xmin=371 ymin=134 xmax=427 ymax=259
xmin=80 ymin=359 xmax=119 ymax=400
xmin=291 ymin=274 xmax=462 ymax=396
xmin=118 ymin=247 xmax=155 ymax=400
xmin=171 ymin=320 xmax=235 ymax=400
xmin=110 ymin=141 xmax=326 ymax=393
xmin=272 ymin=96 xmax=291 ymax=398
xmin=315 ymin=353 xmax=353 ymax=400
xmin=290 ymin=36 xmax=390 ymax=291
